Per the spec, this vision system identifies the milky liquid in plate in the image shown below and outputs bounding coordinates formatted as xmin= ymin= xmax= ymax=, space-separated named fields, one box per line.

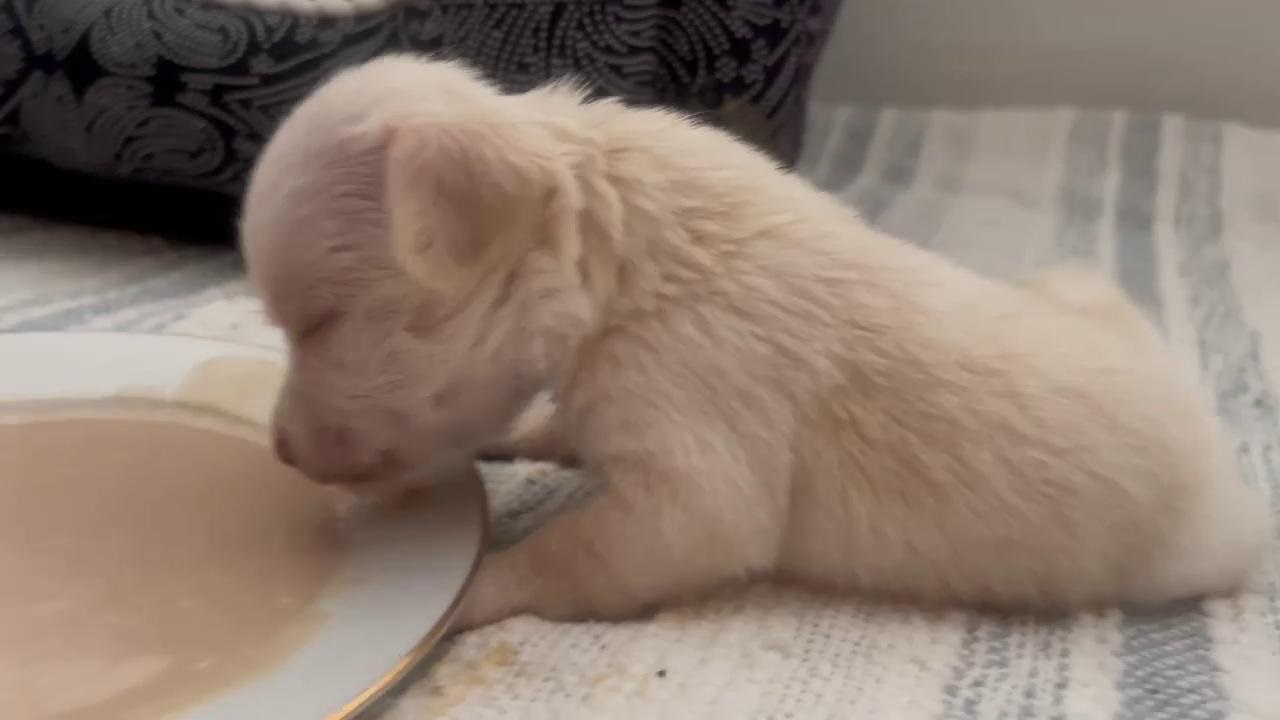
xmin=0 ymin=402 xmax=345 ymax=719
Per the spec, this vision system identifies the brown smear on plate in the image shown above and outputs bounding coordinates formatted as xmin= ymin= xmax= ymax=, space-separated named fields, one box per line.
xmin=174 ymin=355 xmax=283 ymax=425
xmin=0 ymin=389 xmax=344 ymax=719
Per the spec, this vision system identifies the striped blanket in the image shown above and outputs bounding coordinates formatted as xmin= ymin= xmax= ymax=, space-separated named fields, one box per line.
xmin=3 ymin=105 xmax=1278 ymax=719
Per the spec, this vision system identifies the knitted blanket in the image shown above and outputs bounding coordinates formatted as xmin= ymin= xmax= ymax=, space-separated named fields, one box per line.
xmin=3 ymin=104 xmax=1278 ymax=719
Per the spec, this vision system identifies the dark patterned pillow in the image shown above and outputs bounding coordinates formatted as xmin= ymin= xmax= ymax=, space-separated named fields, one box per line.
xmin=0 ymin=0 xmax=840 ymax=196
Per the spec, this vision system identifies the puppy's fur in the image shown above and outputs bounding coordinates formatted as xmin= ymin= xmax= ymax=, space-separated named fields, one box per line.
xmin=242 ymin=55 xmax=1273 ymax=629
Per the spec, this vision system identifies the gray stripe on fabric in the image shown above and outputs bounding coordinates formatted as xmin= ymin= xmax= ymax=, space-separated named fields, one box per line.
xmin=818 ymin=107 xmax=881 ymax=193
xmin=879 ymin=111 xmax=979 ymax=250
xmin=114 ymin=281 xmax=247 ymax=333
xmin=1020 ymin=624 xmax=1071 ymax=720
xmin=853 ymin=110 xmax=929 ymax=224
xmin=1113 ymin=114 xmax=1165 ymax=324
xmin=1172 ymin=121 xmax=1280 ymax=638
xmin=941 ymin=617 xmax=985 ymax=719
xmin=1115 ymin=119 xmax=1228 ymax=720
xmin=0 ymin=250 xmax=210 ymax=316
xmin=941 ymin=112 xmax=1112 ymax=720
xmin=1117 ymin=601 xmax=1227 ymax=720
xmin=3 ymin=254 xmax=243 ymax=332
xmin=796 ymin=103 xmax=837 ymax=176
xmin=942 ymin=619 xmax=1076 ymax=720
xmin=1051 ymin=111 xmax=1114 ymax=264
xmin=941 ymin=618 xmax=1035 ymax=720
xmin=1175 ymin=120 xmax=1280 ymax=508
xmin=801 ymin=104 xmax=850 ymax=186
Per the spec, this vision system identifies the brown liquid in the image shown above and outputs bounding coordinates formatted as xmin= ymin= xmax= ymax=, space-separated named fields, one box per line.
xmin=0 ymin=403 xmax=343 ymax=719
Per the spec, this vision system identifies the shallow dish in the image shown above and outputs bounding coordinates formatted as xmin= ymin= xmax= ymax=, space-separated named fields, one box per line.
xmin=0 ymin=332 xmax=485 ymax=720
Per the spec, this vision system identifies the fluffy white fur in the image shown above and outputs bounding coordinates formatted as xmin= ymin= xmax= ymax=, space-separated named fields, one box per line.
xmin=240 ymin=55 xmax=1273 ymax=630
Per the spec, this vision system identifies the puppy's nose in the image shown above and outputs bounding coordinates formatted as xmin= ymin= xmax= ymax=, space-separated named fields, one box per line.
xmin=272 ymin=428 xmax=296 ymax=468
xmin=307 ymin=446 xmax=397 ymax=485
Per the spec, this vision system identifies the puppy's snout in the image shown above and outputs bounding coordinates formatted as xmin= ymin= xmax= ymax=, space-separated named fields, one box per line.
xmin=270 ymin=417 xmax=395 ymax=485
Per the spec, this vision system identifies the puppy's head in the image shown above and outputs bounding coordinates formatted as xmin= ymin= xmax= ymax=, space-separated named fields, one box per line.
xmin=241 ymin=55 xmax=594 ymax=489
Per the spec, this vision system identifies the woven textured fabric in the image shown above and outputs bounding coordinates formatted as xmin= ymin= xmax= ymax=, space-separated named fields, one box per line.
xmin=0 ymin=0 xmax=838 ymax=192
xmin=2 ymin=104 xmax=1279 ymax=718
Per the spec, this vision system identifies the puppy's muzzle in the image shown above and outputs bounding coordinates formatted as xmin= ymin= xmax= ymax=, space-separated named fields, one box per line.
xmin=271 ymin=425 xmax=396 ymax=486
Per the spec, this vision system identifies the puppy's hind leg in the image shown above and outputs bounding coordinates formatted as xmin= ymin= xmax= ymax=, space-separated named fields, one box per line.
xmin=1130 ymin=438 xmax=1274 ymax=604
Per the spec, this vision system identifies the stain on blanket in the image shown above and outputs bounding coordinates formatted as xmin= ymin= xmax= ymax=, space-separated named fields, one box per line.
xmin=417 ymin=641 xmax=519 ymax=717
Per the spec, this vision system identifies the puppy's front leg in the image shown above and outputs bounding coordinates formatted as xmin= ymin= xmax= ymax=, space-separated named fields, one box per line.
xmin=454 ymin=448 xmax=782 ymax=630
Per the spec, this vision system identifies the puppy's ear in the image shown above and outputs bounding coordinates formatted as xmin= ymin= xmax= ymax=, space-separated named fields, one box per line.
xmin=383 ymin=121 xmax=551 ymax=295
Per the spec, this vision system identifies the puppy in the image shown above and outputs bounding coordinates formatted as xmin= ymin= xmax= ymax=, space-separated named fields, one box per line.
xmin=241 ymin=55 xmax=1273 ymax=630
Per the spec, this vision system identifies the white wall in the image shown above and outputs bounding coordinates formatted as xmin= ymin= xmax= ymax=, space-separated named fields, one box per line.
xmin=812 ymin=0 xmax=1280 ymax=126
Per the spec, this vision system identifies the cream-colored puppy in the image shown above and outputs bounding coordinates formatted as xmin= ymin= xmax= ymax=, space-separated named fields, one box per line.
xmin=241 ymin=55 xmax=1272 ymax=630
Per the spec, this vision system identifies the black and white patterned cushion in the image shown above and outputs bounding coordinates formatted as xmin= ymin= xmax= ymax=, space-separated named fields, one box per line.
xmin=0 ymin=0 xmax=841 ymax=196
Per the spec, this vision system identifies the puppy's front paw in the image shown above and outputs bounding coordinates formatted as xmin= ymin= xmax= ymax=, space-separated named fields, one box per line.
xmin=452 ymin=552 xmax=530 ymax=633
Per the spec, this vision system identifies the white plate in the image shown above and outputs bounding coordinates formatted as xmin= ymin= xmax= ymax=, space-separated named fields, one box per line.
xmin=0 ymin=332 xmax=486 ymax=720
